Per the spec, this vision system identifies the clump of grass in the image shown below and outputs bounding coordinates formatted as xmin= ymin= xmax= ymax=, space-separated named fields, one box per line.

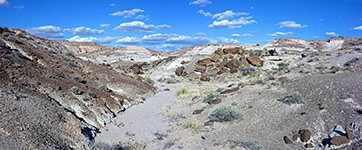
xmin=73 ymin=76 xmax=86 ymax=84
xmin=340 ymin=93 xmax=353 ymax=99
xmin=166 ymin=77 xmax=179 ymax=84
xmin=184 ymin=117 xmax=202 ymax=131
xmin=98 ymin=84 xmax=112 ymax=92
xmin=240 ymin=141 xmax=263 ymax=150
xmin=176 ymin=88 xmax=188 ymax=96
xmin=154 ymin=131 xmax=168 ymax=140
xmin=164 ymin=139 xmax=176 ymax=149
xmin=231 ymin=102 xmax=238 ymax=106
xmin=87 ymin=90 xmax=97 ymax=98
xmin=209 ymin=107 xmax=242 ymax=122
xmin=202 ymin=92 xmax=220 ymax=103
xmin=277 ymin=92 xmax=304 ymax=105
xmin=114 ymin=141 xmax=147 ymax=150
xmin=46 ymin=74 xmax=56 ymax=79
xmin=69 ymin=86 xmax=83 ymax=95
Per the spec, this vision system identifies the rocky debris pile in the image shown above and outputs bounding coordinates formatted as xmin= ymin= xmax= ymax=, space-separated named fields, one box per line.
xmin=284 ymin=125 xmax=354 ymax=149
xmin=175 ymin=66 xmax=188 ymax=77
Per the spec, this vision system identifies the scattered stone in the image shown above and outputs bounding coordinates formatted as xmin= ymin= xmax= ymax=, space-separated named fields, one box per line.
xmin=200 ymin=75 xmax=210 ymax=82
xmin=269 ymin=49 xmax=278 ymax=56
xmin=220 ymin=87 xmax=239 ymax=94
xmin=246 ymin=56 xmax=263 ymax=67
xmin=194 ymin=64 xmax=206 ymax=73
xmin=330 ymin=136 xmax=349 ymax=146
xmin=181 ymin=60 xmax=188 ymax=64
xmin=329 ymin=125 xmax=346 ymax=138
xmin=345 ymin=127 xmax=353 ymax=140
xmin=197 ymin=58 xmax=212 ymax=66
xmin=204 ymin=121 xmax=214 ymax=126
xmin=301 ymin=53 xmax=307 ymax=58
xmin=240 ymin=57 xmax=250 ymax=66
xmin=208 ymin=99 xmax=221 ymax=105
xmin=299 ymin=129 xmax=311 ymax=142
xmin=292 ymin=134 xmax=300 ymax=141
xmin=163 ymin=88 xmax=170 ymax=91
xmin=130 ymin=64 xmax=142 ymax=74
xmin=283 ymin=136 xmax=293 ymax=144
xmin=175 ymin=66 xmax=185 ymax=76
xmin=192 ymin=109 xmax=204 ymax=115
xmin=305 ymin=143 xmax=314 ymax=148
xmin=223 ymin=47 xmax=241 ymax=54
xmin=210 ymin=53 xmax=220 ymax=62
xmin=181 ymin=71 xmax=188 ymax=77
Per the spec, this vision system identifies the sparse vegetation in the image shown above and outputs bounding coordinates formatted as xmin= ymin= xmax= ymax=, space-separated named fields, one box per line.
xmin=46 ymin=74 xmax=56 ymax=79
xmin=277 ymin=92 xmax=304 ymax=105
xmin=98 ymin=84 xmax=112 ymax=92
xmin=176 ymin=88 xmax=188 ymax=96
xmin=163 ymin=139 xmax=176 ymax=149
xmin=209 ymin=107 xmax=242 ymax=122
xmin=240 ymin=141 xmax=263 ymax=150
xmin=87 ymin=90 xmax=97 ymax=98
xmin=69 ymin=86 xmax=83 ymax=95
xmin=202 ymin=92 xmax=220 ymax=103
xmin=154 ymin=131 xmax=168 ymax=140
xmin=340 ymin=93 xmax=353 ymax=99
xmin=184 ymin=117 xmax=202 ymax=131
xmin=113 ymin=141 xmax=147 ymax=150
xmin=73 ymin=76 xmax=86 ymax=84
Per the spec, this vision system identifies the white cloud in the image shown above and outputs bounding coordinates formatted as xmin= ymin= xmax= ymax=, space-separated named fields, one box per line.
xmin=110 ymin=9 xmax=144 ymax=18
xmin=114 ymin=21 xmax=169 ymax=33
xmin=208 ymin=16 xmax=257 ymax=29
xmin=352 ymin=26 xmax=362 ymax=30
xmin=197 ymin=32 xmax=207 ymax=36
xmin=325 ymin=32 xmax=338 ymax=37
xmin=267 ymin=32 xmax=293 ymax=37
xmin=64 ymin=26 xmax=105 ymax=35
xmin=278 ymin=21 xmax=307 ymax=28
xmin=231 ymin=34 xmax=240 ymax=37
xmin=109 ymin=3 xmax=116 ymax=7
xmin=242 ymin=33 xmax=253 ymax=37
xmin=114 ymin=37 xmax=142 ymax=45
xmin=0 ymin=0 xmax=9 ymax=6
xmin=26 ymin=25 xmax=64 ymax=38
xmin=135 ymin=14 xmax=148 ymax=20
xmin=153 ymin=44 xmax=178 ymax=52
xmin=68 ymin=36 xmax=117 ymax=44
xmin=217 ymin=37 xmax=239 ymax=44
xmin=198 ymin=10 xmax=212 ymax=17
xmin=100 ymin=24 xmax=110 ymax=28
xmin=140 ymin=33 xmax=177 ymax=44
xmin=189 ymin=0 xmax=212 ymax=7
xmin=156 ymin=25 xmax=172 ymax=29
xmin=166 ymin=35 xmax=212 ymax=45
xmin=14 ymin=5 xmax=25 ymax=9
xmin=212 ymin=10 xmax=248 ymax=20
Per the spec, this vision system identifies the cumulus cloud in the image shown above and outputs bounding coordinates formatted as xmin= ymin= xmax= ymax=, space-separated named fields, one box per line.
xmin=100 ymin=24 xmax=110 ymax=28
xmin=114 ymin=21 xmax=170 ymax=33
xmin=156 ymin=25 xmax=172 ymax=29
xmin=197 ymin=32 xmax=207 ymax=36
xmin=278 ymin=21 xmax=307 ymax=28
xmin=325 ymin=32 xmax=338 ymax=37
xmin=153 ymin=44 xmax=178 ymax=52
xmin=198 ymin=10 xmax=212 ymax=17
xmin=166 ymin=36 xmax=212 ymax=45
xmin=242 ymin=33 xmax=253 ymax=37
xmin=64 ymin=27 xmax=105 ymax=35
xmin=14 ymin=5 xmax=25 ymax=9
xmin=0 ymin=0 xmax=9 ymax=6
xmin=208 ymin=16 xmax=257 ymax=29
xmin=217 ymin=37 xmax=239 ymax=44
xmin=212 ymin=10 xmax=248 ymax=20
xmin=68 ymin=36 xmax=117 ymax=44
xmin=141 ymin=33 xmax=178 ymax=44
xmin=135 ymin=14 xmax=148 ymax=20
xmin=114 ymin=37 xmax=142 ymax=45
xmin=267 ymin=32 xmax=293 ymax=37
xmin=189 ymin=0 xmax=212 ymax=7
xmin=352 ymin=26 xmax=362 ymax=30
xmin=26 ymin=25 xmax=64 ymax=38
xmin=109 ymin=3 xmax=116 ymax=7
xmin=110 ymin=9 xmax=144 ymax=18
xmin=231 ymin=34 xmax=240 ymax=37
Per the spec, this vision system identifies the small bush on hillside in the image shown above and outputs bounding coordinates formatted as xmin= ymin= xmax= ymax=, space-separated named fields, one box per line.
xmin=340 ymin=93 xmax=353 ymax=99
xmin=73 ymin=76 xmax=86 ymax=84
xmin=239 ymin=67 xmax=255 ymax=76
xmin=176 ymin=88 xmax=188 ymax=96
xmin=184 ymin=117 xmax=202 ymax=131
xmin=69 ymin=86 xmax=83 ymax=95
xmin=240 ymin=141 xmax=263 ymax=150
xmin=87 ymin=90 xmax=97 ymax=98
xmin=209 ymin=107 xmax=242 ymax=122
xmin=98 ymin=84 xmax=112 ymax=92
xmin=202 ymin=93 xmax=220 ymax=103
xmin=277 ymin=92 xmax=304 ymax=105
xmin=166 ymin=78 xmax=178 ymax=84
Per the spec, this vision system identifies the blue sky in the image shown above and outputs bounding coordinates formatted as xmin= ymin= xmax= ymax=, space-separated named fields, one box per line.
xmin=1 ymin=0 xmax=361 ymax=52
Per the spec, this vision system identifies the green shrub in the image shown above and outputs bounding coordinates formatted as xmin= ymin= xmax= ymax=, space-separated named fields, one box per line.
xmin=176 ymin=88 xmax=188 ymax=96
xmin=202 ymin=93 xmax=220 ymax=103
xmin=278 ymin=92 xmax=304 ymax=105
xmin=209 ymin=107 xmax=242 ymax=122
xmin=69 ymin=86 xmax=83 ymax=95
xmin=98 ymin=84 xmax=112 ymax=92
xmin=87 ymin=90 xmax=97 ymax=98
xmin=240 ymin=141 xmax=262 ymax=150
xmin=46 ymin=74 xmax=56 ymax=79
xmin=73 ymin=76 xmax=86 ymax=84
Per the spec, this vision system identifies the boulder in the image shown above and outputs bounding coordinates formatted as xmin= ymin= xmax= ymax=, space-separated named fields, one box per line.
xmin=200 ymin=75 xmax=210 ymax=82
xmin=192 ymin=109 xmax=204 ymax=115
xmin=220 ymin=87 xmax=239 ymax=94
xmin=330 ymin=136 xmax=349 ymax=146
xmin=204 ymin=121 xmax=214 ymax=126
xmin=223 ymin=47 xmax=241 ymax=54
xmin=210 ymin=53 xmax=220 ymax=62
xmin=181 ymin=60 xmax=188 ymax=64
xmin=230 ymin=67 xmax=238 ymax=73
xmin=299 ymin=129 xmax=311 ymax=142
xmin=241 ymin=57 xmax=250 ymax=66
xmin=345 ymin=127 xmax=353 ymax=140
xmin=269 ymin=49 xmax=278 ymax=56
xmin=131 ymin=64 xmax=142 ymax=74
xmin=215 ymin=48 xmax=224 ymax=55
xmin=329 ymin=125 xmax=346 ymax=138
xmin=247 ymin=56 xmax=263 ymax=67
xmin=305 ymin=143 xmax=314 ymax=148
xmin=182 ymin=71 xmax=188 ymax=77
xmin=175 ymin=66 xmax=185 ymax=76
xmin=197 ymin=58 xmax=212 ymax=66
xmin=292 ymin=134 xmax=300 ymax=141
xmin=194 ymin=65 xmax=206 ymax=73
xmin=208 ymin=99 xmax=221 ymax=105
xmin=283 ymin=136 xmax=293 ymax=144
